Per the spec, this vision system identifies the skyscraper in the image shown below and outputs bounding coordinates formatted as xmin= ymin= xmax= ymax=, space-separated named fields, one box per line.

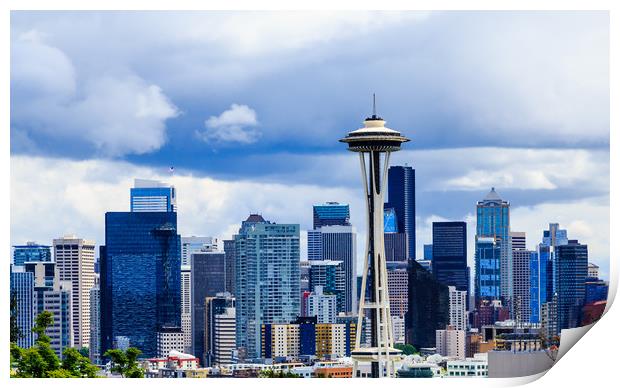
xmin=386 ymin=166 xmax=416 ymax=260
xmin=100 ymin=211 xmax=181 ymax=358
xmin=475 ymin=188 xmax=511 ymax=305
xmin=405 ymin=260 xmax=449 ymax=349
xmin=12 ymin=242 xmax=52 ymax=266
xmin=512 ymin=249 xmax=535 ymax=324
xmin=448 ymin=286 xmax=467 ymax=331
xmin=204 ymin=293 xmax=236 ymax=366
xmin=10 ymin=266 xmax=35 ymax=349
xmin=555 ymin=240 xmax=588 ymax=331
xmin=313 ymin=202 xmax=350 ymax=229
xmin=130 ymin=178 xmax=177 ymax=212
xmin=181 ymin=265 xmax=192 ymax=353
xmin=319 ymin=225 xmax=357 ymax=313
xmin=384 ymin=232 xmax=408 ymax=262
xmin=191 ymin=251 xmax=227 ymax=364
xmin=387 ymin=261 xmax=409 ymax=319
xmin=432 ymin=222 xmax=468 ymax=298
xmin=234 ymin=214 xmax=300 ymax=360
xmin=53 ymin=235 xmax=96 ymax=349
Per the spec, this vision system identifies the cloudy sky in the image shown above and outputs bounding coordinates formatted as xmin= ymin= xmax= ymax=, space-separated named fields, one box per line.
xmin=10 ymin=11 xmax=610 ymax=279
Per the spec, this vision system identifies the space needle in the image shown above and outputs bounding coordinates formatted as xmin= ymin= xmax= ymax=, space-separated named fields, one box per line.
xmin=340 ymin=95 xmax=409 ymax=378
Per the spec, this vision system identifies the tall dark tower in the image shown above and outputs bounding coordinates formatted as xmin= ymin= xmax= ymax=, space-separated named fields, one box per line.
xmin=340 ymin=97 xmax=409 ymax=378
xmin=387 ymin=165 xmax=416 ymax=259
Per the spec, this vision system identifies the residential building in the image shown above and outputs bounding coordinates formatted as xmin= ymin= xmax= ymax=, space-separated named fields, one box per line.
xmin=234 ymin=214 xmax=300 ymax=360
xmin=306 ymin=286 xmax=337 ymax=323
xmin=512 ymin=249 xmax=534 ymax=324
xmin=436 ymin=325 xmax=466 ymax=359
xmin=157 ymin=327 xmax=185 ymax=357
xmin=448 ymin=286 xmax=467 ymax=331
xmin=204 ymin=293 xmax=236 ymax=366
xmin=100 ymin=211 xmax=181 ymax=358
xmin=53 ymin=235 xmax=96 ymax=348
xmin=308 ymin=260 xmax=345 ymax=313
xmin=130 ymin=178 xmax=176 ymax=212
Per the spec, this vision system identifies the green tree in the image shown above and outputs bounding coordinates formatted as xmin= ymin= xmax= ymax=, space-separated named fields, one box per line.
xmin=10 ymin=290 xmax=21 ymax=343
xmin=78 ymin=347 xmax=89 ymax=358
xmin=104 ymin=347 xmax=143 ymax=378
xmin=395 ymin=343 xmax=418 ymax=355
xmin=62 ymin=348 xmax=99 ymax=378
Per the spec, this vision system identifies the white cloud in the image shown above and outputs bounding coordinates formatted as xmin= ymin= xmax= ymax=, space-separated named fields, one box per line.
xmin=11 ymin=30 xmax=179 ymax=157
xmin=197 ymin=104 xmax=260 ymax=144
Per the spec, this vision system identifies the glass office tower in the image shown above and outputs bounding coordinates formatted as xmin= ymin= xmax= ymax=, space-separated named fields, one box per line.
xmin=100 ymin=211 xmax=181 ymax=358
xmin=386 ymin=166 xmax=416 ymax=260
xmin=12 ymin=242 xmax=52 ymax=266
xmin=130 ymin=179 xmax=177 ymax=212
xmin=432 ymin=222 xmax=468 ymax=298
xmin=555 ymin=240 xmax=588 ymax=331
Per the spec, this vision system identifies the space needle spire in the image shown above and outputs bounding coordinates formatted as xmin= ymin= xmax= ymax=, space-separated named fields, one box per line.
xmin=340 ymin=96 xmax=409 ymax=378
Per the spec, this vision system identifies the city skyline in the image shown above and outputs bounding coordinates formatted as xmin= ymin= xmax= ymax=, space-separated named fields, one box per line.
xmin=10 ymin=11 xmax=610 ymax=280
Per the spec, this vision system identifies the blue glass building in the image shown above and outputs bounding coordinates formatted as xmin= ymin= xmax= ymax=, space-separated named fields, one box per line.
xmin=555 ymin=240 xmax=588 ymax=331
xmin=383 ymin=207 xmax=398 ymax=233
xmin=584 ymin=278 xmax=608 ymax=305
xmin=12 ymin=242 xmax=52 ymax=266
xmin=423 ymin=244 xmax=433 ymax=261
xmin=386 ymin=166 xmax=416 ymax=260
xmin=432 ymin=222 xmax=469 ymax=301
xmin=10 ymin=267 xmax=35 ymax=348
xmin=475 ymin=188 xmax=511 ymax=304
xmin=312 ymin=202 xmax=350 ymax=229
xmin=234 ymin=214 xmax=300 ymax=360
xmin=100 ymin=211 xmax=181 ymax=358
xmin=130 ymin=179 xmax=176 ymax=212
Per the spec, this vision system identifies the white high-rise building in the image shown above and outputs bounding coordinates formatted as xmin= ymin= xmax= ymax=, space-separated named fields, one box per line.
xmin=448 ymin=286 xmax=467 ymax=331
xmin=53 ymin=235 xmax=96 ymax=348
xmin=306 ymin=286 xmax=337 ymax=323
xmin=436 ymin=325 xmax=466 ymax=360
xmin=213 ymin=307 xmax=236 ymax=366
xmin=181 ymin=265 xmax=192 ymax=353
xmin=387 ymin=263 xmax=408 ymax=318
xmin=157 ymin=328 xmax=185 ymax=358
xmin=391 ymin=316 xmax=405 ymax=345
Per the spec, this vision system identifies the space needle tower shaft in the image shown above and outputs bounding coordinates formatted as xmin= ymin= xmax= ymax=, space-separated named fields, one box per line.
xmin=340 ymin=95 xmax=410 ymax=378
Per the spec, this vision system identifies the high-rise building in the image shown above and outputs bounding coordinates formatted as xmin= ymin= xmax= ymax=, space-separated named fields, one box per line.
xmin=89 ymin=276 xmax=101 ymax=364
xmin=315 ymin=225 xmax=357 ymax=314
xmin=204 ymin=293 xmax=236 ymax=367
xmin=386 ymin=166 xmax=416 ymax=260
xmin=529 ymin=252 xmax=540 ymax=324
xmin=24 ymin=261 xmax=73 ymax=357
xmin=156 ymin=327 xmax=185 ymax=357
xmin=313 ymin=202 xmax=350 ymax=229
xmin=100 ymin=211 xmax=181 ymax=358
xmin=12 ymin=242 xmax=52 ymax=266
xmin=53 ymin=235 xmax=96 ymax=349
xmin=436 ymin=325 xmax=466 ymax=359
xmin=306 ymin=286 xmax=337 ymax=324
xmin=512 ymin=249 xmax=535 ymax=324
xmin=180 ymin=265 xmax=192 ymax=353
xmin=406 ymin=260 xmax=449 ymax=349
xmin=308 ymin=260 xmax=345 ymax=313
xmin=474 ymin=237 xmax=502 ymax=303
xmin=432 ymin=222 xmax=469 ymax=299
xmin=510 ymin=232 xmax=526 ymax=251
xmin=555 ymin=240 xmax=588 ymax=331
xmin=181 ymin=236 xmax=217 ymax=266
xmin=223 ymin=240 xmax=236 ymax=295
xmin=10 ymin=266 xmax=35 ymax=349
xmin=234 ymin=214 xmax=300 ymax=360
xmin=475 ymin=188 xmax=512 ymax=305
xmin=384 ymin=232 xmax=408 ymax=262
xmin=191 ymin=251 xmax=227 ymax=364
xmin=130 ymin=178 xmax=177 ymax=212
xmin=384 ymin=207 xmax=398 ymax=233
xmin=213 ymin=306 xmax=236 ymax=366
xmin=423 ymin=244 xmax=433 ymax=261
xmin=448 ymin=286 xmax=467 ymax=331
xmin=387 ymin=261 xmax=408 ymax=318
xmin=538 ymin=223 xmax=568 ymax=307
